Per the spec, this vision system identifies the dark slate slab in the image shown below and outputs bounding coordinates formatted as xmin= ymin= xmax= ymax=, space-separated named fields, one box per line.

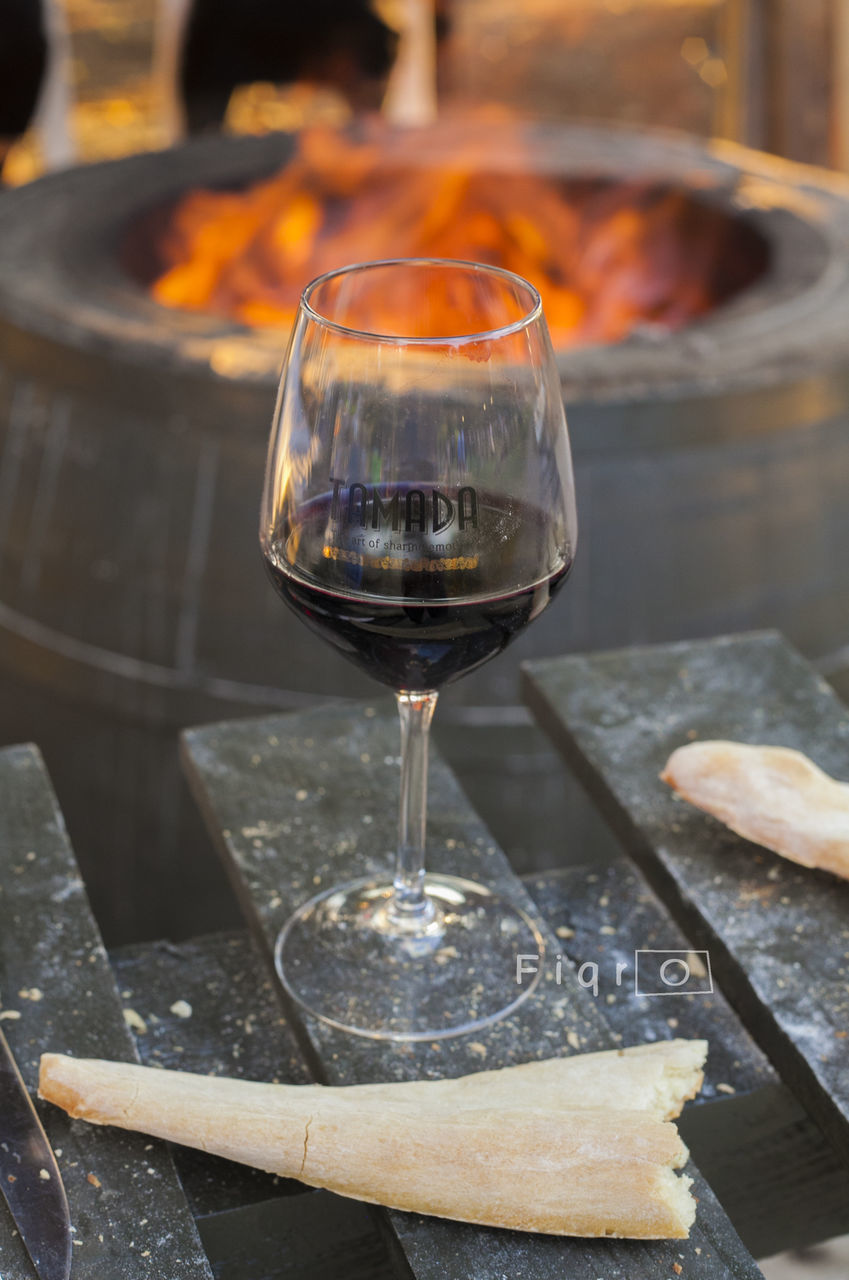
xmin=194 ymin=1193 xmax=397 ymax=1280
xmin=525 ymin=863 xmax=849 ymax=1257
xmin=110 ymin=933 xmax=398 ymax=1279
xmin=522 ymin=631 xmax=849 ymax=1172
xmin=109 ymin=933 xmax=310 ymax=1217
xmin=0 ymin=743 xmax=212 ymax=1279
xmin=181 ymin=704 xmax=763 ymax=1279
xmin=524 ymin=864 xmax=773 ymax=1101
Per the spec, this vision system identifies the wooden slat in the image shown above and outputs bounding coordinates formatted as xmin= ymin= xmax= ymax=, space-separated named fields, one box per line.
xmin=0 ymin=743 xmax=212 ymax=1278
xmin=522 ymin=630 xmax=849 ymax=1171
xmin=181 ymin=704 xmax=763 ymax=1279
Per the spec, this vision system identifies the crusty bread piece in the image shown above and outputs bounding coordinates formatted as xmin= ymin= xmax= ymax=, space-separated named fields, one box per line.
xmin=346 ymin=1037 xmax=706 ymax=1121
xmin=661 ymin=740 xmax=849 ymax=881
xmin=39 ymin=1040 xmax=705 ymax=1238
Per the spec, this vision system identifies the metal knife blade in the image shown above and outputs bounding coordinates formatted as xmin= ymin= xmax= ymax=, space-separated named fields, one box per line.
xmin=0 ymin=1026 xmax=71 ymax=1280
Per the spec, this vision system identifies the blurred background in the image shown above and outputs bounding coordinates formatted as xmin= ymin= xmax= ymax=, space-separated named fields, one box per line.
xmin=2 ymin=0 xmax=849 ymax=180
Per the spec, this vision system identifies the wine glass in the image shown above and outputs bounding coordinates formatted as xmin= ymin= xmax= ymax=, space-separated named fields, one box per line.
xmin=260 ymin=258 xmax=577 ymax=1040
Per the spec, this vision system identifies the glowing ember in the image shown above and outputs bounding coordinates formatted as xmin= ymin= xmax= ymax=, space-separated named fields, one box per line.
xmin=147 ymin=120 xmax=767 ymax=349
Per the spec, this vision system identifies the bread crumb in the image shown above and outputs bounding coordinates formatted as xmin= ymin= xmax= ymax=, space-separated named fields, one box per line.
xmin=169 ymin=1000 xmax=192 ymax=1019
xmin=39 ymin=1169 xmax=51 ymax=1181
xmin=18 ymin=987 xmax=43 ymax=1002
xmin=87 ymin=1173 xmax=101 ymax=1188
xmin=468 ymin=1042 xmax=487 ymax=1058
xmin=123 ymin=1008 xmax=148 ymax=1035
xmin=555 ymin=926 xmax=574 ymax=939
xmin=673 ymin=1264 xmax=683 ymax=1275
xmin=716 ymin=1082 xmax=736 ymax=1095
xmin=566 ymin=1030 xmax=581 ymax=1050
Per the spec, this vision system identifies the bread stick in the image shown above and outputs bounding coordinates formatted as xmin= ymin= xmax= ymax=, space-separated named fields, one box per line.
xmin=332 ymin=1037 xmax=707 ymax=1121
xmin=661 ymin=740 xmax=849 ymax=880
xmin=39 ymin=1040 xmax=704 ymax=1238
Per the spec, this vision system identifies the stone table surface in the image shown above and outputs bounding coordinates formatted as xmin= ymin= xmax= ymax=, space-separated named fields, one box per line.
xmin=0 ymin=743 xmax=212 ymax=1279
xmin=523 ymin=630 xmax=849 ymax=1173
xmin=181 ymin=701 xmax=764 ymax=1280
xmin=0 ymin=709 xmax=791 ymax=1278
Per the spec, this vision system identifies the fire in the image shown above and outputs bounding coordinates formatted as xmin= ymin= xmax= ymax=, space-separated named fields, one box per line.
xmin=148 ymin=119 xmax=766 ymax=348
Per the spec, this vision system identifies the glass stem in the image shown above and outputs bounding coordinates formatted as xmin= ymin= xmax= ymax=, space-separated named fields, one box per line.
xmin=391 ymin=690 xmax=439 ymax=926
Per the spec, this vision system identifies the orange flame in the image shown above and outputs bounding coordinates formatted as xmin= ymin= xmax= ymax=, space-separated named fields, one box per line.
xmin=149 ymin=120 xmax=766 ymax=349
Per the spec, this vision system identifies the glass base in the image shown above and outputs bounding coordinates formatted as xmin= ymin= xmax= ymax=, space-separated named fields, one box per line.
xmin=274 ymin=874 xmax=545 ymax=1041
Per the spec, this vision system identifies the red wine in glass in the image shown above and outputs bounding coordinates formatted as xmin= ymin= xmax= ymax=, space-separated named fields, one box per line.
xmin=263 ymin=487 xmax=573 ymax=693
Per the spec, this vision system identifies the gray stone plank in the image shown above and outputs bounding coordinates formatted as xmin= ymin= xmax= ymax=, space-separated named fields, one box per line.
xmin=112 ymin=901 xmax=849 ymax=1262
xmin=0 ymin=743 xmax=212 ymax=1279
xmin=522 ymin=631 xmax=849 ymax=1172
xmin=110 ymin=900 xmax=848 ymax=1263
xmin=525 ymin=864 xmax=849 ymax=1257
xmin=181 ymin=704 xmax=763 ymax=1279
xmin=524 ymin=863 xmax=773 ymax=1100
xmin=193 ymin=1194 xmax=398 ymax=1280
xmin=109 ymin=933 xmax=310 ymax=1217
xmin=111 ymin=933 xmax=399 ymax=1279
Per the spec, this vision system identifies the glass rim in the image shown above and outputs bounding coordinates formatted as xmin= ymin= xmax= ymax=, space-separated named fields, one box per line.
xmin=299 ymin=257 xmax=543 ymax=345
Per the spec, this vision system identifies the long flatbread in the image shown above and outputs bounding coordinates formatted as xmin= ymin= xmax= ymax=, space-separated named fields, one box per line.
xmin=39 ymin=1040 xmax=705 ymax=1238
xmin=661 ymin=740 xmax=849 ymax=881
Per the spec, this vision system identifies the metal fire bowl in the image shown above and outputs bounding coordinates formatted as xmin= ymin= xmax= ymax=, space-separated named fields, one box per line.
xmin=1 ymin=123 xmax=847 ymax=684
xmin=0 ymin=123 xmax=846 ymax=402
